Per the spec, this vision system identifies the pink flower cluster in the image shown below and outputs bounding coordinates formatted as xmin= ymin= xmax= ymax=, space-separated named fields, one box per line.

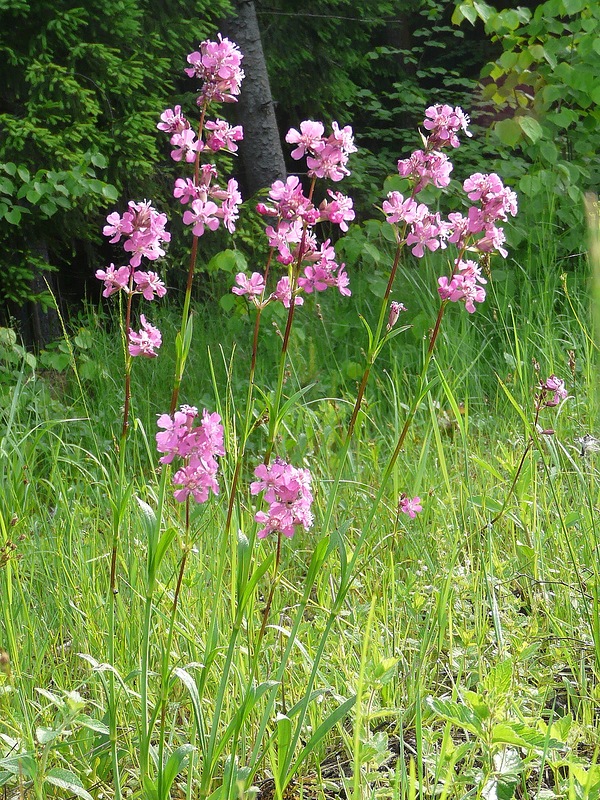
xmin=184 ymin=35 xmax=245 ymax=105
xmin=250 ymin=460 xmax=314 ymax=539
xmin=538 ymin=375 xmax=568 ymax=408
xmin=128 ymin=314 xmax=162 ymax=357
xmin=233 ymin=123 xmax=356 ymax=309
xmin=438 ymin=259 xmax=487 ymax=314
xmin=286 ymin=120 xmax=357 ymax=182
xmin=156 ymin=406 xmax=225 ymax=503
xmin=96 ymin=200 xmax=169 ymax=358
xmin=157 ymin=37 xmax=245 ymax=240
xmin=381 ymin=106 xmax=518 ymax=314
xmin=102 ymin=200 xmax=170 ymax=268
xmin=423 ymin=104 xmax=472 ymax=149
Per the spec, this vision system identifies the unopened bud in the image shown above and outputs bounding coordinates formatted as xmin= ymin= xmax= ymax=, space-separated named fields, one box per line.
xmin=0 ymin=651 xmax=10 ymax=676
xmin=387 ymin=301 xmax=407 ymax=331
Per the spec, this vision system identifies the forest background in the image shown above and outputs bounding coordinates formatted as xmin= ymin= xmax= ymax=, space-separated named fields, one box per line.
xmin=1 ymin=0 xmax=599 ymax=347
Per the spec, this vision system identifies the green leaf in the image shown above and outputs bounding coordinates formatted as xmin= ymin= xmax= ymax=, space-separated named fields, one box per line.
xmin=427 ymin=696 xmax=484 ymax=735
xmin=495 ymin=118 xmax=522 ymax=147
xmin=491 ymin=722 xmax=563 ymax=750
xmin=17 ymin=166 xmax=30 ymax=182
xmin=75 ymin=714 xmax=110 ymax=735
xmin=457 ymin=2 xmax=478 ymax=24
xmin=36 ymin=726 xmax=59 ymax=744
xmin=173 ymin=667 xmax=205 ymax=735
xmin=101 ymin=184 xmax=119 ymax=200
xmin=517 ymin=116 xmax=543 ymax=143
xmin=206 ymin=249 xmax=246 ymax=274
xmin=286 ymin=695 xmax=356 ymax=782
xmin=90 ymin=152 xmax=107 ymax=168
xmin=160 ymin=744 xmax=194 ymax=799
xmin=4 ymin=207 xmax=21 ymax=225
xmin=0 ymin=772 xmax=14 ymax=787
xmin=45 ymin=768 xmax=94 ymax=800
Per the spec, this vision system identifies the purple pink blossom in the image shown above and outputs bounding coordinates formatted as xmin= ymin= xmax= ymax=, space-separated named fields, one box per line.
xmin=128 ymin=315 xmax=162 ymax=358
xmin=185 ymin=35 xmax=245 ymax=105
xmin=156 ymin=407 xmax=225 ymax=503
xmin=422 ymin=104 xmax=471 ymax=149
xmin=95 ymin=264 xmax=131 ymax=297
xmin=399 ymin=495 xmax=423 ymax=518
xmin=250 ymin=460 xmax=314 ymax=539
xmin=539 ymin=375 xmax=568 ymax=408
xmin=102 ymin=200 xmax=170 ymax=268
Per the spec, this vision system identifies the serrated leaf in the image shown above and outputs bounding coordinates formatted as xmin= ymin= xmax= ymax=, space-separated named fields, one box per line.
xmin=45 ymin=768 xmax=93 ymax=800
xmin=491 ymin=722 xmax=563 ymax=750
xmin=427 ymin=696 xmax=484 ymax=735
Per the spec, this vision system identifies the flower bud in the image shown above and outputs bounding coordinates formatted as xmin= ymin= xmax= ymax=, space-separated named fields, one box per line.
xmin=387 ymin=301 xmax=407 ymax=331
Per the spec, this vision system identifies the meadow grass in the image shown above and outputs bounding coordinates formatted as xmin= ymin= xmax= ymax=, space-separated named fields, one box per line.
xmin=1 ymin=214 xmax=599 ymax=800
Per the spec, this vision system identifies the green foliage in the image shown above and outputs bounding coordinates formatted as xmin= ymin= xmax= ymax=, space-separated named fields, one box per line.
xmin=0 ymin=0 xmax=232 ymax=308
xmin=261 ymin=0 xmax=487 ymax=213
xmin=453 ymin=0 xmax=600 ymax=255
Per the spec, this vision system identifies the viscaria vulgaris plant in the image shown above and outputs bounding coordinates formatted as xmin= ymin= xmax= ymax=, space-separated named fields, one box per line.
xmin=91 ymin=35 xmax=527 ymax=798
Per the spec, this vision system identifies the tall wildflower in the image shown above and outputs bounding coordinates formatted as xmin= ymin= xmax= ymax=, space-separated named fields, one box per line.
xmin=158 ymin=35 xmax=244 ymax=241
xmin=383 ymin=103 xmax=518 ymax=315
xmin=96 ymin=200 xmax=170 ymax=359
xmin=232 ymin=121 xmax=356 ymax=309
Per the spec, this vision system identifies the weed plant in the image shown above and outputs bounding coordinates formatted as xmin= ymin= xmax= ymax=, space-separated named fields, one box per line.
xmin=1 ymin=36 xmax=599 ymax=800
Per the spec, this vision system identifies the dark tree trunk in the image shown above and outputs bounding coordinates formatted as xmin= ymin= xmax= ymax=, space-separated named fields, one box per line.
xmin=16 ymin=239 xmax=62 ymax=350
xmin=221 ymin=0 xmax=286 ymax=198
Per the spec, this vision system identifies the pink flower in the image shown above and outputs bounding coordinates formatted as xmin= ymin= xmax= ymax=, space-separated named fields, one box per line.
xmin=173 ymin=178 xmax=203 ymax=205
xmin=232 ymin=271 xmax=265 ymax=299
xmin=438 ymin=259 xmax=487 ymax=313
xmin=156 ymin=407 xmax=225 ymax=503
xmin=170 ymin=129 xmax=203 ymax=163
xmin=387 ymin=300 xmax=407 ymax=330
xmin=422 ymin=104 xmax=472 ymax=148
xmin=539 ymin=375 xmax=568 ymax=407
xmin=185 ymin=35 xmax=245 ymax=104
xmin=406 ymin=211 xmax=446 ymax=258
xmin=285 ymin=120 xmax=325 ymax=160
xmin=397 ymin=150 xmax=453 ymax=193
xmin=157 ymin=105 xmax=189 ymax=134
xmin=205 ymin=119 xmax=244 ymax=152
xmin=251 ymin=460 xmax=314 ymax=539
xmin=319 ymin=190 xmax=355 ymax=231
xmin=382 ymin=192 xmax=419 ymax=225
xmin=133 ymin=270 xmax=167 ymax=301
xmin=182 ymin=198 xmax=220 ymax=236
xmin=399 ymin=494 xmax=423 ymax=518
xmin=103 ymin=201 xmax=170 ymax=268
xmin=271 ymin=276 xmax=304 ymax=308
xmin=306 ymin=144 xmax=350 ymax=182
xmin=95 ymin=264 xmax=131 ymax=297
xmin=128 ymin=315 xmax=162 ymax=358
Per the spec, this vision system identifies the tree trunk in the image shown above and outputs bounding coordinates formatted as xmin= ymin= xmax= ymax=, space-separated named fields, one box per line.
xmin=20 ymin=239 xmax=62 ymax=350
xmin=221 ymin=0 xmax=287 ymax=198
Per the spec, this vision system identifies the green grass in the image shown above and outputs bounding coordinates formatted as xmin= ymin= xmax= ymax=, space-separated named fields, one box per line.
xmin=1 ymin=225 xmax=599 ymax=800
